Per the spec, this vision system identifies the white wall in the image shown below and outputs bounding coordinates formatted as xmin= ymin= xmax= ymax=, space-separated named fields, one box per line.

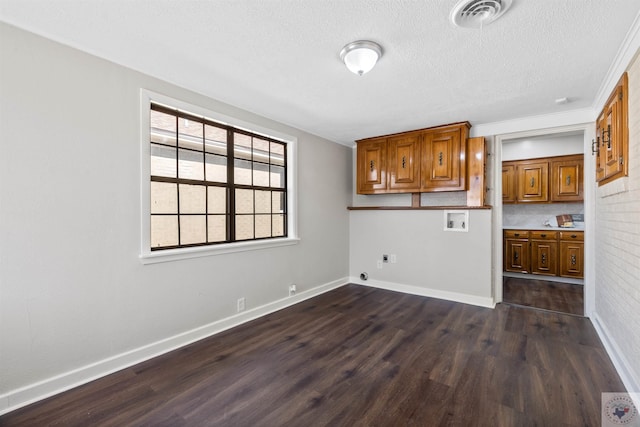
xmin=592 ymin=51 xmax=640 ymax=393
xmin=349 ymin=209 xmax=493 ymax=307
xmin=0 ymin=22 xmax=351 ymax=412
xmin=502 ymin=133 xmax=584 ymax=161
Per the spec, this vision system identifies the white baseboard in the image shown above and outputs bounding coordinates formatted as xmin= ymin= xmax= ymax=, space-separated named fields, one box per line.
xmin=502 ymin=271 xmax=584 ymax=286
xmin=592 ymin=313 xmax=640 ymax=401
xmin=350 ymin=277 xmax=495 ymax=309
xmin=0 ymin=277 xmax=349 ymax=416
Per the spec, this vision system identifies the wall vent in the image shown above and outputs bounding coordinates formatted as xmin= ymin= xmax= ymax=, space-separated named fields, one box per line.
xmin=451 ymin=0 xmax=513 ymax=28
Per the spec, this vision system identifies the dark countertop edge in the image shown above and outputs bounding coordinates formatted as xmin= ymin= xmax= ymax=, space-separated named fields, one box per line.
xmin=347 ymin=205 xmax=493 ymax=211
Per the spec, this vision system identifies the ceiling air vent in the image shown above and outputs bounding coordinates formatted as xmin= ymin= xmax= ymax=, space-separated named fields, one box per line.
xmin=451 ymin=0 xmax=513 ymax=28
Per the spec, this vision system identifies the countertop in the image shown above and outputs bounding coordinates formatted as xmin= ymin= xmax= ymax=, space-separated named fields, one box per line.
xmin=503 ymin=224 xmax=585 ymax=231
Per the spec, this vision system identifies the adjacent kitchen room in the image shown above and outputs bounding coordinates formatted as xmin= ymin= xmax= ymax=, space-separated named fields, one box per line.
xmin=501 ymin=131 xmax=586 ymax=315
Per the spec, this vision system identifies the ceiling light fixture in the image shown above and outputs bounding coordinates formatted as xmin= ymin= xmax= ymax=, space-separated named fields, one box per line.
xmin=340 ymin=40 xmax=382 ymax=76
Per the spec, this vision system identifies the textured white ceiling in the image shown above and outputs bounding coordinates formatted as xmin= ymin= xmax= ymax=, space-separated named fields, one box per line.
xmin=2 ymin=0 xmax=639 ymax=145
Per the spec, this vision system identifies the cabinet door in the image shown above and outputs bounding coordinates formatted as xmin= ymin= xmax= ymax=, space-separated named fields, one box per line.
xmin=599 ymin=73 xmax=628 ymax=184
xmin=421 ymin=128 xmax=466 ymax=191
xmin=530 ymin=238 xmax=558 ymax=276
xmin=559 ymin=241 xmax=584 ymax=278
xmin=466 ymin=137 xmax=486 ymax=207
xmin=356 ymin=138 xmax=387 ymax=194
xmin=516 ymin=161 xmax=549 ymax=203
xmin=505 ymin=238 xmax=530 ymax=273
xmin=388 ymin=133 xmax=420 ymax=192
xmin=595 ymin=112 xmax=606 ymax=182
xmin=596 ymin=72 xmax=628 ymax=185
xmin=551 ymin=155 xmax=583 ymax=202
xmin=502 ymin=163 xmax=516 ymax=203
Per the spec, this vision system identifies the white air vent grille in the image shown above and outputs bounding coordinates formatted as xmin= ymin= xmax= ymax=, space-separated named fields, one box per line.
xmin=451 ymin=0 xmax=513 ymax=28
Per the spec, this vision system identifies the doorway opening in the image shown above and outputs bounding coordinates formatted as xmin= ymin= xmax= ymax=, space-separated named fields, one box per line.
xmin=493 ymin=124 xmax=594 ymax=317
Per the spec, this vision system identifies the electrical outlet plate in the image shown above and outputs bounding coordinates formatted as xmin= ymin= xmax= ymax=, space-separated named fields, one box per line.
xmin=390 ymin=254 xmax=397 ymax=263
xmin=237 ymin=297 xmax=245 ymax=312
xmin=376 ymin=260 xmax=383 ymax=269
xmin=289 ymin=284 xmax=296 ymax=296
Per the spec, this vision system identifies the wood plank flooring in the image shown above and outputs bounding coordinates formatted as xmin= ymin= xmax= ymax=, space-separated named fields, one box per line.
xmin=1 ymin=284 xmax=623 ymax=426
xmin=503 ymin=276 xmax=584 ymax=316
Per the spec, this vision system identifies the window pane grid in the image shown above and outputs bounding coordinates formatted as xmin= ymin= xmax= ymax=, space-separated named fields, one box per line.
xmin=150 ymin=103 xmax=286 ymax=250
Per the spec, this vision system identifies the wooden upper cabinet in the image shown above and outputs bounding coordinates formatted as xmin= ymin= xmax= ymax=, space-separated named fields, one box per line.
xmin=502 ymin=163 xmax=516 ymax=204
xmin=421 ymin=123 xmax=469 ymax=192
xmin=466 ymin=137 xmax=487 ymax=207
xmin=596 ymin=72 xmax=628 ymax=185
xmin=356 ymin=137 xmax=387 ymax=194
xmin=355 ymin=121 xmax=472 ymax=196
xmin=516 ymin=160 xmax=548 ymax=203
xmin=503 ymin=154 xmax=583 ymax=204
xmin=595 ymin=116 xmax=605 ymax=181
xmin=388 ymin=132 xmax=421 ymax=192
xmin=551 ymin=154 xmax=583 ymax=202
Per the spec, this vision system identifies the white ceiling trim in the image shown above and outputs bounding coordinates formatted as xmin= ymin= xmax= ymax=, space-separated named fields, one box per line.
xmin=592 ymin=10 xmax=640 ymax=116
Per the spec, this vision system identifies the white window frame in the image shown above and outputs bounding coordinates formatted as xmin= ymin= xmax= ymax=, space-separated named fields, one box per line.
xmin=139 ymin=89 xmax=299 ymax=264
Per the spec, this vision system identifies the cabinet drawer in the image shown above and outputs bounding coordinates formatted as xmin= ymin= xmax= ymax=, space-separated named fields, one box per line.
xmin=559 ymin=231 xmax=584 ymax=241
xmin=504 ymin=230 xmax=529 ymax=239
xmin=530 ymin=231 xmax=558 ymax=240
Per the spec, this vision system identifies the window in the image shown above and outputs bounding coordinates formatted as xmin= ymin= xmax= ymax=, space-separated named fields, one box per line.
xmin=147 ymin=101 xmax=289 ymax=252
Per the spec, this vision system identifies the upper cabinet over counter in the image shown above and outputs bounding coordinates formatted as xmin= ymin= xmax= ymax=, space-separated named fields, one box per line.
xmin=594 ymin=72 xmax=629 ymax=186
xmin=355 ymin=122 xmax=487 ymax=207
xmin=502 ymin=154 xmax=584 ymax=204
xmin=356 ymin=122 xmax=470 ymax=195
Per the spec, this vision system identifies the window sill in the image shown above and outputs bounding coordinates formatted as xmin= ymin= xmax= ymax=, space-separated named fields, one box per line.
xmin=140 ymin=237 xmax=300 ymax=264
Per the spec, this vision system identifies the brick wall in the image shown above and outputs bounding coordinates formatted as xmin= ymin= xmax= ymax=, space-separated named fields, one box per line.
xmin=595 ymin=51 xmax=640 ymax=389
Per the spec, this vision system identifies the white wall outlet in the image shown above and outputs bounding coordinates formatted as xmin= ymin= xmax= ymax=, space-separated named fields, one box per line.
xmin=237 ymin=297 xmax=245 ymax=312
xmin=376 ymin=260 xmax=383 ymax=269
xmin=390 ymin=254 xmax=397 ymax=263
xmin=289 ymin=284 xmax=297 ymax=296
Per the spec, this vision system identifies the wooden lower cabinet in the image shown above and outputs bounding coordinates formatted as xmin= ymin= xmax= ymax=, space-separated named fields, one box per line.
xmin=504 ymin=230 xmax=529 ymax=273
xmin=559 ymin=231 xmax=584 ymax=278
xmin=504 ymin=229 xmax=583 ymax=279
xmin=530 ymin=231 xmax=558 ymax=276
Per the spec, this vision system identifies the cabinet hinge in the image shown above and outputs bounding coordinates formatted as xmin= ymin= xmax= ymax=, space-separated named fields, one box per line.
xmin=620 ymin=156 xmax=624 ymax=165
xmin=619 ymin=90 xmax=623 ymax=101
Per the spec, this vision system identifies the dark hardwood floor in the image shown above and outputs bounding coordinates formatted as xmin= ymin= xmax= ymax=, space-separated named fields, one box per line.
xmin=1 ymin=284 xmax=623 ymax=426
xmin=503 ymin=276 xmax=584 ymax=316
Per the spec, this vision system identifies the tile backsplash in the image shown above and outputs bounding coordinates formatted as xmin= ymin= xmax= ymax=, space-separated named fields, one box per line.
xmin=503 ymin=203 xmax=585 ymax=228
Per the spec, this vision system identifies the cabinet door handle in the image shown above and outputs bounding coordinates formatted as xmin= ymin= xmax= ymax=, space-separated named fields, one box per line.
xmin=566 ymin=175 xmax=571 ymax=186
xmin=438 ymin=152 xmax=443 ymax=166
xmin=370 ymin=160 xmax=374 ymax=172
xmin=514 ymin=233 xmax=520 ymax=237
xmin=514 ymin=251 xmax=519 ymax=262
xmin=530 ymin=177 xmax=535 ymax=187
xmin=571 ymin=234 xmax=577 ymax=238
xmin=541 ymin=253 xmax=546 ymax=264
xmin=402 ymin=156 xmax=406 ymax=169
xmin=571 ymin=254 xmax=577 ymax=265
xmin=541 ymin=234 xmax=547 ymax=237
